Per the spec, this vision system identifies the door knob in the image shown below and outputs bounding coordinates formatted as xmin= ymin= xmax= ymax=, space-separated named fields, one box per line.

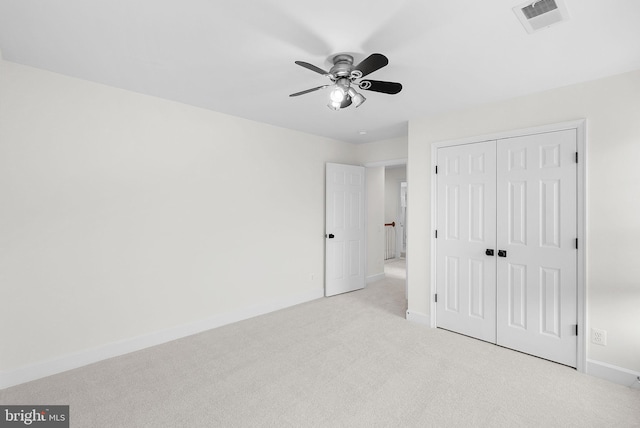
xmin=326 ymin=234 xmax=335 ymax=239
xmin=485 ymin=249 xmax=494 ymax=256
xmin=498 ymin=250 xmax=507 ymax=257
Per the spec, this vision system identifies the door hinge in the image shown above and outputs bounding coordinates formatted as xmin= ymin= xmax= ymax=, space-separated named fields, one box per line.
xmin=434 ymin=294 xmax=438 ymax=303
xmin=575 ymin=238 xmax=578 ymax=249
xmin=575 ymin=152 xmax=578 ymax=163
xmin=435 ymin=230 xmax=438 ymax=239
xmin=574 ymin=324 xmax=579 ymax=336
xmin=435 ymin=165 xmax=438 ymax=174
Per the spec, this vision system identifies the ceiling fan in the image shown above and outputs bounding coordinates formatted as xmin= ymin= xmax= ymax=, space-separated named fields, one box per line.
xmin=290 ymin=53 xmax=402 ymax=110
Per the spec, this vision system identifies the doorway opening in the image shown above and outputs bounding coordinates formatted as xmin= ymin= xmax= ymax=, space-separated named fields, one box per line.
xmin=384 ymin=165 xmax=407 ymax=298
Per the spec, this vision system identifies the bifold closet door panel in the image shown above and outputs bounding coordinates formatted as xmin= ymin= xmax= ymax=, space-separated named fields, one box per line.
xmin=495 ymin=130 xmax=578 ymax=367
xmin=436 ymin=141 xmax=497 ymax=343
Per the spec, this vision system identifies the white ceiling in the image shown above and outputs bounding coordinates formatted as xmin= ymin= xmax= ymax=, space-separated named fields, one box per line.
xmin=1 ymin=0 xmax=639 ymax=144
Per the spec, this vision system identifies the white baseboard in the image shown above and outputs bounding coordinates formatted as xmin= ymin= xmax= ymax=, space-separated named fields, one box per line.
xmin=0 ymin=288 xmax=324 ymax=390
xmin=586 ymin=359 xmax=640 ymax=388
xmin=406 ymin=310 xmax=430 ymax=326
xmin=366 ymin=273 xmax=385 ymax=284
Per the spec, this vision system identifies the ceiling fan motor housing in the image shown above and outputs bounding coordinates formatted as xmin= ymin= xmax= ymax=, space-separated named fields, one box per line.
xmin=330 ymin=54 xmax=355 ymax=79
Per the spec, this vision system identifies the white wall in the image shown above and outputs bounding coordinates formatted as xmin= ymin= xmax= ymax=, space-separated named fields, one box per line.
xmin=0 ymin=61 xmax=358 ymax=378
xmin=357 ymin=136 xmax=407 ymax=165
xmin=407 ymin=69 xmax=640 ymax=373
xmin=366 ymin=167 xmax=385 ymax=280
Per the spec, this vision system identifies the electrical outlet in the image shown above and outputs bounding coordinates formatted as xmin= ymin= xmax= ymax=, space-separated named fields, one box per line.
xmin=591 ymin=328 xmax=607 ymax=346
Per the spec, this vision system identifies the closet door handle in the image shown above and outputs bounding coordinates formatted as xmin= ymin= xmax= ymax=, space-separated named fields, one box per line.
xmin=485 ymin=249 xmax=494 ymax=256
xmin=498 ymin=250 xmax=507 ymax=258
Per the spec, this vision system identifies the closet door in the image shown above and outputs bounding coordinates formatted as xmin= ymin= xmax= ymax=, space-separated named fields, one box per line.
xmin=495 ymin=130 xmax=577 ymax=367
xmin=436 ymin=141 xmax=497 ymax=342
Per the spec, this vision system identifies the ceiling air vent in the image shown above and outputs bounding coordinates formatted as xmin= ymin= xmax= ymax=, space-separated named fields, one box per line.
xmin=513 ymin=0 xmax=569 ymax=34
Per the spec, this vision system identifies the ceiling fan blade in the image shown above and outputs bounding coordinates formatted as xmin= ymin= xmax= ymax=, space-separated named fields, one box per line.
xmin=354 ymin=53 xmax=388 ymax=77
xmin=289 ymin=85 xmax=329 ymax=97
xmin=358 ymin=79 xmax=403 ymax=95
xmin=294 ymin=61 xmax=329 ymax=75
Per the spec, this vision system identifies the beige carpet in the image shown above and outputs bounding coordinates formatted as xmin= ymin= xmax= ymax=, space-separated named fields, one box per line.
xmin=1 ymin=272 xmax=639 ymax=427
xmin=384 ymin=257 xmax=406 ymax=279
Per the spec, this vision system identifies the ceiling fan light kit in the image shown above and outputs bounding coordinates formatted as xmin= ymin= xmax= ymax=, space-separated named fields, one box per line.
xmin=330 ymin=79 xmax=349 ymax=102
xmin=291 ymin=53 xmax=402 ymax=111
xmin=347 ymin=87 xmax=366 ymax=107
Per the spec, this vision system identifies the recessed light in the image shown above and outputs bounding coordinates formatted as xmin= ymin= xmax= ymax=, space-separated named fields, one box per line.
xmin=359 ymin=130 xmax=367 ymax=135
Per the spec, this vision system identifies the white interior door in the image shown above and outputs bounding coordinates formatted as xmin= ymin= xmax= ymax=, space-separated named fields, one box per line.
xmin=435 ymin=129 xmax=578 ymax=367
xmin=325 ymin=163 xmax=365 ymax=297
xmin=496 ymin=130 xmax=577 ymax=367
xmin=436 ymin=141 xmax=497 ymax=342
